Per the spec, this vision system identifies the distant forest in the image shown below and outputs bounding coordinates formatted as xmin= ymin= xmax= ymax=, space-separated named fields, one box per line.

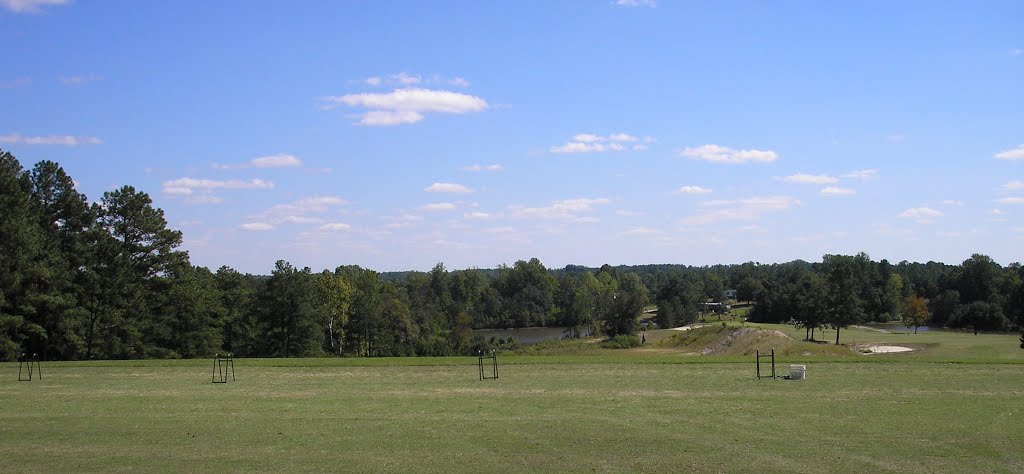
xmin=2 ymin=148 xmax=1023 ymax=361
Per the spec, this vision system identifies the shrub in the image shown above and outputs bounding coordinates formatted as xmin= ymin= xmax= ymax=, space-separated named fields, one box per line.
xmin=601 ymin=334 xmax=641 ymax=349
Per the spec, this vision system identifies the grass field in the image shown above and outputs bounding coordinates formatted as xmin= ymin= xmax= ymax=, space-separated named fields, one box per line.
xmin=2 ymin=325 xmax=1023 ymax=472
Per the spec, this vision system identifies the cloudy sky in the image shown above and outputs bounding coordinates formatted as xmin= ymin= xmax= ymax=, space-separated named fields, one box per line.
xmin=2 ymin=1 xmax=1022 ymax=273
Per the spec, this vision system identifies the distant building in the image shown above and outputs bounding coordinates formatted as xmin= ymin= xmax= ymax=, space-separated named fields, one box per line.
xmin=724 ymin=289 xmax=737 ymax=299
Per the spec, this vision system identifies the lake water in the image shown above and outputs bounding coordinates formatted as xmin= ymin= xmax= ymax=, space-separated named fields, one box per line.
xmin=867 ymin=324 xmax=932 ymax=333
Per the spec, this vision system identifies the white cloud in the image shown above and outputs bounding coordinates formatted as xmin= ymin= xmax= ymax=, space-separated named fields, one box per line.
xmin=0 ymin=0 xmax=68 ymax=13
xmin=616 ymin=209 xmax=646 ymax=217
xmin=820 ymin=186 xmax=855 ymax=196
xmin=449 ymin=77 xmax=470 ymax=87
xmin=550 ymin=133 xmax=651 ymax=154
xmin=574 ymin=134 xmax=602 ymax=143
xmin=382 ymin=213 xmax=424 ymax=229
xmin=737 ymin=224 xmax=765 ymax=233
xmin=464 ymin=212 xmax=491 ymax=220
xmin=620 ymin=226 xmax=666 ymax=237
xmin=251 ymin=153 xmax=302 ymax=168
xmin=0 ymin=77 xmax=31 ymax=88
xmin=998 ymin=181 xmax=1024 ymax=191
xmin=391 ymin=72 xmax=422 ymax=85
xmin=781 ymin=174 xmax=838 ymax=185
xmin=162 ymin=177 xmax=273 ymax=193
xmin=186 ymin=195 xmax=224 ymax=205
xmin=614 ymin=0 xmax=656 ymax=6
xmin=550 ymin=142 xmax=609 ymax=154
xmin=681 ymin=196 xmax=799 ymax=225
xmin=239 ymin=222 xmax=274 ymax=231
xmin=251 ymin=196 xmax=349 ymax=225
xmin=680 ymin=144 xmax=777 ymax=164
xmin=425 ymin=182 xmax=473 ymax=194
xmin=0 ymin=133 xmax=102 ymax=146
xmin=995 ymin=197 xmax=1024 ymax=204
xmin=887 ymin=133 xmax=905 ymax=142
xmin=609 ymin=133 xmax=638 ymax=142
xmin=677 ymin=186 xmax=712 ymax=195
xmin=941 ymin=199 xmax=965 ymax=206
xmin=995 ymin=145 xmax=1024 ymax=160
xmin=989 ymin=209 xmax=1006 ymax=215
xmin=364 ymin=76 xmax=382 ymax=86
xmin=319 ymin=223 xmax=351 ymax=232
xmin=283 ymin=216 xmax=325 ymax=225
xmin=841 ymin=169 xmax=879 ymax=180
xmin=60 ymin=74 xmax=101 ymax=86
xmin=321 ymin=88 xmax=487 ymax=126
xmin=420 ymin=202 xmax=457 ymax=212
xmin=358 ymin=110 xmax=425 ymax=126
xmin=163 ymin=187 xmax=193 ymax=196
xmin=898 ymin=207 xmax=943 ymax=220
xmin=512 ymin=197 xmax=611 ymax=221
xmin=214 ymin=153 xmax=303 ymax=169
xmin=462 ymin=163 xmax=503 ymax=172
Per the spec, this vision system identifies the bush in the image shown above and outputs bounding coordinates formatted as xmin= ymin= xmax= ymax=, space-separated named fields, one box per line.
xmin=600 ymin=334 xmax=641 ymax=349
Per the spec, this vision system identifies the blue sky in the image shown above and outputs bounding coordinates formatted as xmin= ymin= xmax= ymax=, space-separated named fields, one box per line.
xmin=2 ymin=0 xmax=1022 ymax=274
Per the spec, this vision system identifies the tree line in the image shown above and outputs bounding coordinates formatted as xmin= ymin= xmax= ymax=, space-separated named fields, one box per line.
xmin=2 ymin=148 xmax=1022 ymax=360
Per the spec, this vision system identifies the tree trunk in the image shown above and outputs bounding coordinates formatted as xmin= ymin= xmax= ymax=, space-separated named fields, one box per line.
xmin=805 ymin=327 xmax=810 ymax=341
xmin=914 ymin=326 xmax=918 ymax=334
xmin=835 ymin=326 xmax=840 ymax=345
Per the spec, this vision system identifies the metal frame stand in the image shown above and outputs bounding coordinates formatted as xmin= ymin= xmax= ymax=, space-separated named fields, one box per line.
xmin=212 ymin=353 xmax=235 ymax=383
xmin=478 ymin=349 xmax=498 ymax=381
xmin=756 ymin=348 xmax=776 ymax=379
xmin=18 ymin=352 xmax=41 ymax=381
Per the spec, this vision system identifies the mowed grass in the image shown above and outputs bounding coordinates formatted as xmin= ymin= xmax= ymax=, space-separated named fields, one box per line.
xmin=2 ymin=356 xmax=1023 ymax=472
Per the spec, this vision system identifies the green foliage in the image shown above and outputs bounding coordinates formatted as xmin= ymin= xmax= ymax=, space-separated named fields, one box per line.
xmin=901 ymin=295 xmax=930 ymax=334
xmin=654 ymin=272 xmax=701 ymax=328
xmin=823 ymin=253 xmax=869 ymax=344
xmin=602 ymin=272 xmax=648 ymax=337
xmin=2 ymin=148 xmax=1024 ymax=362
xmin=600 ymin=334 xmax=641 ymax=349
xmin=950 ymin=301 xmax=1007 ymax=335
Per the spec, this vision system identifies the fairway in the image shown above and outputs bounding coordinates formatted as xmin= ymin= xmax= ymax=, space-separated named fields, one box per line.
xmin=2 ymin=359 xmax=1023 ymax=472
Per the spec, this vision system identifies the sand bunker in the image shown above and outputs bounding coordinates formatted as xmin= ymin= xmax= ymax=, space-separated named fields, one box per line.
xmin=669 ymin=324 xmax=707 ymax=331
xmin=863 ymin=345 xmax=913 ymax=354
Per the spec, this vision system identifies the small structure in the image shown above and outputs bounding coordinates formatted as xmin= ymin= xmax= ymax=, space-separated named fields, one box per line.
xmin=788 ymin=364 xmax=806 ymax=380
xmin=18 ymin=352 xmax=41 ymax=381
xmin=755 ymin=348 xmax=775 ymax=379
xmin=212 ymin=353 xmax=235 ymax=384
xmin=478 ymin=349 xmax=498 ymax=381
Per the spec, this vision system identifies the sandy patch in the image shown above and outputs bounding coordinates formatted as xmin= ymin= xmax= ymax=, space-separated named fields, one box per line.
xmin=862 ymin=345 xmax=913 ymax=354
xmin=669 ymin=324 xmax=707 ymax=331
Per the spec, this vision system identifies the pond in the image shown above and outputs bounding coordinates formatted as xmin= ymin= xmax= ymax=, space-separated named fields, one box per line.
xmin=866 ymin=324 xmax=932 ymax=333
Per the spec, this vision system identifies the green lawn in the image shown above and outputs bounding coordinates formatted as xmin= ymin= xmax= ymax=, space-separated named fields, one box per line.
xmin=2 ymin=345 xmax=1023 ymax=472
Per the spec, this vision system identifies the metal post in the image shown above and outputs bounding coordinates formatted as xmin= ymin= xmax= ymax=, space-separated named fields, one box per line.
xmin=18 ymin=353 xmax=26 ymax=381
xmin=771 ymin=348 xmax=776 ymax=379
xmin=755 ymin=349 xmax=760 ymax=379
xmin=492 ymin=349 xmax=498 ymax=379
